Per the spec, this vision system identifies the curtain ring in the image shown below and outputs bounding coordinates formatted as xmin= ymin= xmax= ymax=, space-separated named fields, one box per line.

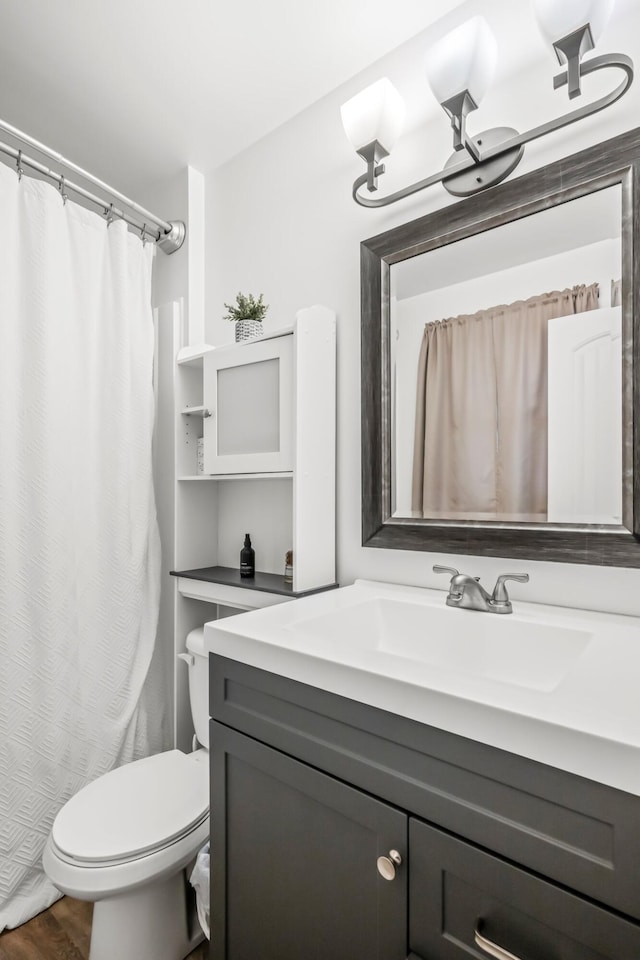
xmin=16 ymin=150 xmax=23 ymax=182
xmin=106 ymin=203 xmax=114 ymax=227
xmin=59 ymin=175 xmax=68 ymax=206
xmin=141 ymin=223 xmax=147 ymax=247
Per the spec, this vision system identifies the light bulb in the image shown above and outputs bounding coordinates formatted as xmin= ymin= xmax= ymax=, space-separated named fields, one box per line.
xmin=340 ymin=78 xmax=405 ymax=156
xmin=425 ymin=16 xmax=498 ymax=108
xmin=532 ymin=0 xmax=615 ymax=47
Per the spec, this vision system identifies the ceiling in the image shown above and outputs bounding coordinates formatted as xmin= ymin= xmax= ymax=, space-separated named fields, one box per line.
xmin=0 ymin=0 xmax=465 ymax=196
xmin=0 ymin=0 xmax=635 ymax=206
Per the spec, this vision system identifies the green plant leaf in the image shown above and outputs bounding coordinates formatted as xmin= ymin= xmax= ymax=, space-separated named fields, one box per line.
xmin=222 ymin=291 xmax=269 ymax=322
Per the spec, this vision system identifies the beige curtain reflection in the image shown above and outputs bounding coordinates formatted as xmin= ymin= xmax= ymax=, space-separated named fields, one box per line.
xmin=411 ymin=283 xmax=599 ymax=520
xmin=611 ymin=278 xmax=622 ymax=306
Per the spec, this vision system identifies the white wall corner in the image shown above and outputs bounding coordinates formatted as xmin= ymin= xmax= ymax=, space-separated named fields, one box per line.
xmin=187 ymin=166 xmax=206 ymax=347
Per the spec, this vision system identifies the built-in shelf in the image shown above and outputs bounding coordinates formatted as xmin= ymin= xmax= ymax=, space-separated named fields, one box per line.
xmin=177 ymin=344 xmax=216 ymax=366
xmin=178 ymin=472 xmax=294 ymax=482
xmin=181 ymin=405 xmax=211 ymax=418
xmin=177 ymin=328 xmax=298 ymax=368
xmin=169 ymin=306 xmax=335 ymax=749
xmin=171 ymin=565 xmax=338 ymax=611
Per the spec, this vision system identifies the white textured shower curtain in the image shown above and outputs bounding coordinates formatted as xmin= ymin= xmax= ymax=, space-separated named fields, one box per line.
xmin=0 ymin=163 xmax=163 ymax=929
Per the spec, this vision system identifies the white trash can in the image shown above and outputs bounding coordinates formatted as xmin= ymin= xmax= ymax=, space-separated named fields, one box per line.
xmin=189 ymin=842 xmax=210 ymax=939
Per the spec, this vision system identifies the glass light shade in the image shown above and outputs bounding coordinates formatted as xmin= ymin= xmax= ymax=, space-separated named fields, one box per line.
xmin=340 ymin=78 xmax=405 ymax=155
xmin=425 ymin=16 xmax=498 ymax=107
xmin=532 ymin=0 xmax=615 ymax=45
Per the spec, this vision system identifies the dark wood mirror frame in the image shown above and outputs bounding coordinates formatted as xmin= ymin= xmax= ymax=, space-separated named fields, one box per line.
xmin=361 ymin=126 xmax=640 ymax=566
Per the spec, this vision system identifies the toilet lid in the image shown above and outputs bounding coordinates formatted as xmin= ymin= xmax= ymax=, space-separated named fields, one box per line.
xmin=52 ymin=750 xmax=209 ymax=863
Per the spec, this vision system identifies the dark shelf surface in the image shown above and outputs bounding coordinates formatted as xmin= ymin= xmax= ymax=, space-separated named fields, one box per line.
xmin=170 ymin=565 xmax=338 ymax=599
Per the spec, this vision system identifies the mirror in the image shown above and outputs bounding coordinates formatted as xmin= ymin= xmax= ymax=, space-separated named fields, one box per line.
xmin=361 ymin=127 xmax=640 ymax=565
xmin=391 ymin=187 xmax=622 ymax=525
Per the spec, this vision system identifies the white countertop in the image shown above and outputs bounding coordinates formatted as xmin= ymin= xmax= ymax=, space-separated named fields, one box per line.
xmin=205 ymin=579 xmax=640 ymax=796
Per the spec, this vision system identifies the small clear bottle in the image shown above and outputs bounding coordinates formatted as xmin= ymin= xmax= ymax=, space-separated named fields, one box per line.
xmin=284 ymin=550 xmax=293 ymax=584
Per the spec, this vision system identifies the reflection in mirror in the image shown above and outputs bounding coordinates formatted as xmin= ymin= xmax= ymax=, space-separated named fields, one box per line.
xmin=390 ymin=186 xmax=622 ymax=526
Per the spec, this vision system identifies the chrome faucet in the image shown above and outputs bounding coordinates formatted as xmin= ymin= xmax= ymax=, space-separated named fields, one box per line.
xmin=433 ymin=565 xmax=529 ymax=614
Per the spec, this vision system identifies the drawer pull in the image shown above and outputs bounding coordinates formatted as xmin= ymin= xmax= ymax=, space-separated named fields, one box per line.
xmin=474 ymin=927 xmax=522 ymax=960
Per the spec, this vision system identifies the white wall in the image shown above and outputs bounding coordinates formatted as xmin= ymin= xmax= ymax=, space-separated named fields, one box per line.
xmin=205 ymin=0 xmax=640 ymax=617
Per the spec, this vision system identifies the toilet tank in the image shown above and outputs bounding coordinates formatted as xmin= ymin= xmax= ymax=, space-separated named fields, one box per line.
xmin=185 ymin=627 xmax=209 ymax=749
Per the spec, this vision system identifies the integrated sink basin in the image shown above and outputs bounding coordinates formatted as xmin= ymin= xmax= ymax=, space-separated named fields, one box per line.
xmin=205 ymin=578 xmax=640 ymax=795
xmin=288 ymin=597 xmax=592 ymax=692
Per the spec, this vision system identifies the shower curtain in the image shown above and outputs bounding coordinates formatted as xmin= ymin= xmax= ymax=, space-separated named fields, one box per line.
xmin=0 ymin=163 xmax=164 ymax=929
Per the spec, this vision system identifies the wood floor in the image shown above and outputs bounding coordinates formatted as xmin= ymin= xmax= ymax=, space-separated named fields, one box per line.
xmin=0 ymin=896 xmax=208 ymax=960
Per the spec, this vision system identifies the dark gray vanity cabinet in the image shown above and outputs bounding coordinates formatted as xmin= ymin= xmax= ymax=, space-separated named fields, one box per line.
xmin=209 ymin=722 xmax=408 ymax=960
xmin=209 ymin=655 xmax=640 ymax=959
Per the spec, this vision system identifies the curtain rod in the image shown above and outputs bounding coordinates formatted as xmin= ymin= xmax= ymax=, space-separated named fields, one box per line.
xmin=0 ymin=117 xmax=185 ymax=254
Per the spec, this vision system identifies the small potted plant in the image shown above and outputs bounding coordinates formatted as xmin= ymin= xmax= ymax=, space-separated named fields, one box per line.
xmin=223 ymin=292 xmax=269 ymax=342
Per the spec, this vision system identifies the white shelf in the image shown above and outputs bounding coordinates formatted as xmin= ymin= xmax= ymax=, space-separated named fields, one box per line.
xmin=176 ymin=576 xmax=289 ymax=610
xmin=177 ymin=329 xmax=294 ymax=366
xmin=181 ymin=405 xmax=211 ymax=418
xmin=178 ymin=472 xmax=294 ymax=482
xmin=177 ymin=343 xmax=216 ymax=366
xmin=209 ymin=324 xmax=294 ymax=357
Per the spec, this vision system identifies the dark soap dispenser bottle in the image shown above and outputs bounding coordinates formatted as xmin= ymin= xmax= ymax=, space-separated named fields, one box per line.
xmin=240 ymin=533 xmax=255 ymax=579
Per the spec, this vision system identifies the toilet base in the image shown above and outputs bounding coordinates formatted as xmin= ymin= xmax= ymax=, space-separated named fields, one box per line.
xmin=89 ymin=870 xmax=204 ymax=960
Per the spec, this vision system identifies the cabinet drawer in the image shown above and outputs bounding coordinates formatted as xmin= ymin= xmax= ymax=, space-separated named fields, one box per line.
xmin=409 ymin=819 xmax=640 ymax=960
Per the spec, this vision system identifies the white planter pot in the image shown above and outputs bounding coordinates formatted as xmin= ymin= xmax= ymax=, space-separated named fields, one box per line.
xmin=234 ymin=320 xmax=263 ymax=342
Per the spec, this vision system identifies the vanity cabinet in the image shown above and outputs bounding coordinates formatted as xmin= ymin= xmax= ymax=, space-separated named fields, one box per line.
xmin=209 ymin=655 xmax=640 ymax=959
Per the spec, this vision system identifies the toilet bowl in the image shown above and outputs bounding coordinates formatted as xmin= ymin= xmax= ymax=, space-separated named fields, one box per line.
xmin=43 ymin=628 xmax=210 ymax=960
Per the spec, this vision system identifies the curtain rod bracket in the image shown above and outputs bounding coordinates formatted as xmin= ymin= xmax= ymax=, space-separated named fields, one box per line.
xmin=157 ymin=220 xmax=186 ymax=255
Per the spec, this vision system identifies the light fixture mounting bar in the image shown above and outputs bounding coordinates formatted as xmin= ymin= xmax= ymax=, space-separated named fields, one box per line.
xmin=351 ymin=52 xmax=633 ymax=207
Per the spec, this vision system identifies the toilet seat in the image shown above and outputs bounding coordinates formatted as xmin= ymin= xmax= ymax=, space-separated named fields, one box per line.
xmin=43 ymin=814 xmax=210 ymax=901
xmin=52 ymin=749 xmax=209 ymax=865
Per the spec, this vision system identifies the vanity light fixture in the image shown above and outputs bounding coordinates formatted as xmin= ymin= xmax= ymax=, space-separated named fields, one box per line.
xmin=341 ymin=0 xmax=632 ymax=204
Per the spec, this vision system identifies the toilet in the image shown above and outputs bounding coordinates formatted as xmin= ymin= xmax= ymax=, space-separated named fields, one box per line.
xmin=43 ymin=627 xmax=210 ymax=960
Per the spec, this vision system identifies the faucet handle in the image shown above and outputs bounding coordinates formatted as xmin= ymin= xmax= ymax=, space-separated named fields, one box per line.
xmin=492 ymin=573 xmax=530 ymax=605
xmin=433 ymin=565 xmax=459 ymax=579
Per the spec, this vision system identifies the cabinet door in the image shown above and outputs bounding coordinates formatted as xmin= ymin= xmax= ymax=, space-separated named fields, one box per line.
xmin=203 ymin=334 xmax=293 ymax=474
xmin=409 ymin=818 xmax=640 ymax=960
xmin=210 ymin=722 xmax=408 ymax=960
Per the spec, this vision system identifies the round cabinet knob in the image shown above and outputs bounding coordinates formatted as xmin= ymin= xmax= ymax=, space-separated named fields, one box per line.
xmin=376 ymin=849 xmax=402 ymax=881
